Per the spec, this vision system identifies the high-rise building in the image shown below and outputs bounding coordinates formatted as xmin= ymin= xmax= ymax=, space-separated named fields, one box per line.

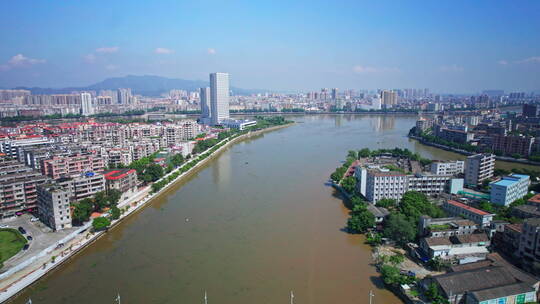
xmin=199 ymin=87 xmax=211 ymax=124
xmin=331 ymin=88 xmax=338 ymax=100
xmin=522 ymin=104 xmax=537 ymax=118
xmin=81 ymin=92 xmax=94 ymax=116
xmin=210 ymin=72 xmax=230 ymax=125
xmin=381 ymin=90 xmax=397 ymax=108
xmin=117 ymin=88 xmax=132 ymax=104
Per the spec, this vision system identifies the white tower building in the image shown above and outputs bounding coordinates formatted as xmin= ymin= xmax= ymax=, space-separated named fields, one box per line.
xmin=81 ymin=92 xmax=94 ymax=116
xmin=210 ymin=72 xmax=230 ymax=125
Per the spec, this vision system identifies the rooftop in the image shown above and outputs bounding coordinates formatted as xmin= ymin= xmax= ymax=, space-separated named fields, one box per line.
xmin=446 ymin=200 xmax=492 ymax=216
xmin=471 ymin=283 xmax=535 ymax=302
xmin=104 ymin=169 xmax=136 ymax=180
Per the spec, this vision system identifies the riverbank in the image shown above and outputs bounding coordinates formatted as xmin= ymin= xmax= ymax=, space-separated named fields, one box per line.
xmin=409 ymin=134 xmax=540 ymax=166
xmin=0 ymin=122 xmax=293 ymax=303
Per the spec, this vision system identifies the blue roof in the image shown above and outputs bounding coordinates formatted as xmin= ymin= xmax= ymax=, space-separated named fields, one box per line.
xmin=492 ymin=179 xmax=516 ymax=187
xmin=511 ymin=174 xmax=529 ymax=179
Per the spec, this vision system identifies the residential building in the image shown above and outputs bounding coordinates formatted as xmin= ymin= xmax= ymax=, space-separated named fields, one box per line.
xmin=493 ymin=135 xmax=534 ymax=157
xmin=518 ymin=218 xmax=540 ymax=274
xmin=56 ymin=173 xmax=106 ymax=201
xmin=363 ymin=169 xmax=408 ymax=203
xmin=37 ymin=184 xmax=72 ymax=231
xmin=430 ymin=160 xmax=465 ymax=175
xmin=117 ymin=88 xmax=132 ymax=105
xmin=443 ymin=200 xmax=494 ymax=227
xmin=381 ymin=90 xmax=397 ymax=108
xmin=104 ymin=169 xmax=138 ymax=201
xmin=415 ymin=118 xmax=433 ymax=135
xmin=490 ymin=174 xmax=530 ymax=206
xmin=210 ymin=72 xmax=230 ymax=125
xmin=465 ymin=153 xmax=495 ymax=186
xmin=0 ymin=160 xmax=49 ymax=218
xmin=41 ymin=154 xmax=105 ymax=179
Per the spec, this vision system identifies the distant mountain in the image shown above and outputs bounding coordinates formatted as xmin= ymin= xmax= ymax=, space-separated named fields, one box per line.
xmin=11 ymin=75 xmax=265 ymax=96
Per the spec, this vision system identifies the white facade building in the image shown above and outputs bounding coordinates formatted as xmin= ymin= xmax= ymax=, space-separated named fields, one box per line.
xmin=490 ymin=174 xmax=530 ymax=206
xmin=210 ymin=72 xmax=230 ymax=125
xmin=430 ymin=160 xmax=465 ymax=176
xmin=81 ymin=92 xmax=94 ymax=116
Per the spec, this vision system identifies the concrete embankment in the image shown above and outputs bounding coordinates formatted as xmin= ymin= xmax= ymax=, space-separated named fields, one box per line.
xmin=0 ymin=123 xmax=293 ymax=303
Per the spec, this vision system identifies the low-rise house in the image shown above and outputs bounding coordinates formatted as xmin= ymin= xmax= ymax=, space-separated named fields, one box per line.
xmin=443 ymin=200 xmax=494 ymax=227
xmin=419 ymin=233 xmax=490 ymax=265
xmin=366 ymin=204 xmax=389 ymax=224
xmin=517 ymin=218 xmax=540 ymax=275
xmin=418 ymin=216 xmax=478 ymax=238
xmin=423 ymin=253 xmax=539 ymax=304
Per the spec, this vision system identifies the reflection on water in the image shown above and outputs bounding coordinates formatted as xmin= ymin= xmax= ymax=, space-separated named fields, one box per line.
xmin=10 ymin=114 xmax=539 ymax=304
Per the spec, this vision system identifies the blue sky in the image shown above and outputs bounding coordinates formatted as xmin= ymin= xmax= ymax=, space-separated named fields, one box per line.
xmin=0 ymin=0 xmax=539 ymax=93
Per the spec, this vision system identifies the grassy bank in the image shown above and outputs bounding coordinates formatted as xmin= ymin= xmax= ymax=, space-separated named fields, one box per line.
xmin=0 ymin=229 xmax=27 ymax=265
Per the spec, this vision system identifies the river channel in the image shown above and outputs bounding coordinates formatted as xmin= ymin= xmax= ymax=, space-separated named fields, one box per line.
xmin=10 ymin=114 xmax=540 ymax=304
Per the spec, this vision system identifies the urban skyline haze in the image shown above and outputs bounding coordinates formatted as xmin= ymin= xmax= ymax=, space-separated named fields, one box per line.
xmin=0 ymin=0 xmax=539 ymax=93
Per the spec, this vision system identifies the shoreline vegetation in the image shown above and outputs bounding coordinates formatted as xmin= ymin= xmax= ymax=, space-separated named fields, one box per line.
xmin=329 ymin=148 xmax=451 ymax=303
xmin=0 ymin=117 xmax=294 ymax=303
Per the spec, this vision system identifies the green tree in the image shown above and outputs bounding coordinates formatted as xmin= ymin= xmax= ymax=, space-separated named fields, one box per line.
xmin=341 ymin=176 xmax=357 ymax=194
xmin=143 ymin=164 xmax=164 ymax=182
xmin=92 ymin=217 xmax=111 ymax=231
xmin=383 ymin=213 xmax=416 ymax=245
xmin=347 ymin=208 xmax=375 ymax=233
xmin=347 ymin=150 xmax=358 ymax=160
xmin=107 ymin=189 xmax=122 ymax=206
xmin=399 ymin=191 xmax=445 ymax=219
xmin=110 ymin=206 xmax=121 ymax=220
xmin=93 ymin=191 xmax=108 ymax=210
xmin=380 ymin=264 xmax=402 ymax=285
xmin=376 ymin=198 xmax=397 ymax=208
xmin=72 ymin=199 xmax=94 ymax=225
xmin=170 ymin=153 xmax=184 ymax=167
xmin=358 ymin=148 xmax=371 ymax=158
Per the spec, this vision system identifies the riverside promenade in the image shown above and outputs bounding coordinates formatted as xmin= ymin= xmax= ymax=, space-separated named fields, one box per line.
xmin=0 ymin=123 xmax=292 ymax=303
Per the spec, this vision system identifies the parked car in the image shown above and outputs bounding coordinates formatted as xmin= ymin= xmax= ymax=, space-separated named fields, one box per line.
xmin=0 ymin=224 xmax=9 ymax=229
xmin=18 ymin=226 xmax=26 ymax=234
xmin=30 ymin=217 xmax=39 ymax=222
xmin=27 ymin=235 xmax=33 ymax=241
xmin=23 ymin=244 xmax=29 ymax=250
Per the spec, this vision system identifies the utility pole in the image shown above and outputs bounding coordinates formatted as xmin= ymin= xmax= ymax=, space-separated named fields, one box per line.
xmin=369 ymin=290 xmax=374 ymax=304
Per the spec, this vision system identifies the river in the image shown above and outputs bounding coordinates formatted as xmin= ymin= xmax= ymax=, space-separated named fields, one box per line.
xmin=9 ymin=114 xmax=540 ymax=304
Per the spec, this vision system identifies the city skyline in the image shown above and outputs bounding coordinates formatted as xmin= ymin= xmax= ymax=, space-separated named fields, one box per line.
xmin=1 ymin=1 xmax=539 ymax=93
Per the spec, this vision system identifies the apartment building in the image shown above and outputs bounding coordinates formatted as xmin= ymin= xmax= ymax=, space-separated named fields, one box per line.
xmin=443 ymin=200 xmax=494 ymax=227
xmin=41 ymin=154 xmax=105 ymax=179
xmin=0 ymin=136 xmax=53 ymax=159
xmin=56 ymin=173 xmax=105 ymax=201
xmin=37 ymin=184 xmax=72 ymax=231
xmin=465 ymin=153 xmax=495 ymax=186
xmin=490 ymin=174 xmax=530 ymax=206
xmin=493 ymin=135 xmax=535 ymax=157
xmin=430 ymin=160 xmax=464 ymax=175
xmin=518 ymin=218 xmax=540 ymax=274
xmin=0 ymin=160 xmax=49 ymax=218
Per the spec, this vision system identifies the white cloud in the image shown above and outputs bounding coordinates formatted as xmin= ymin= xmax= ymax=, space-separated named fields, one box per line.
xmin=155 ymin=48 xmax=174 ymax=54
xmin=517 ymin=56 xmax=540 ymax=64
xmin=83 ymin=54 xmax=97 ymax=63
xmin=0 ymin=54 xmax=45 ymax=70
xmin=207 ymin=48 xmax=216 ymax=55
xmin=95 ymin=46 xmax=119 ymax=53
xmin=105 ymin=64 xmax=118 ymax=71
xmin=352 ymin=65 xmax=399 ymax=74
xmin=498 ymin=60 xmax=508 ymax=65
xmin=439 ymin=64 xmax=464 ymax=72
